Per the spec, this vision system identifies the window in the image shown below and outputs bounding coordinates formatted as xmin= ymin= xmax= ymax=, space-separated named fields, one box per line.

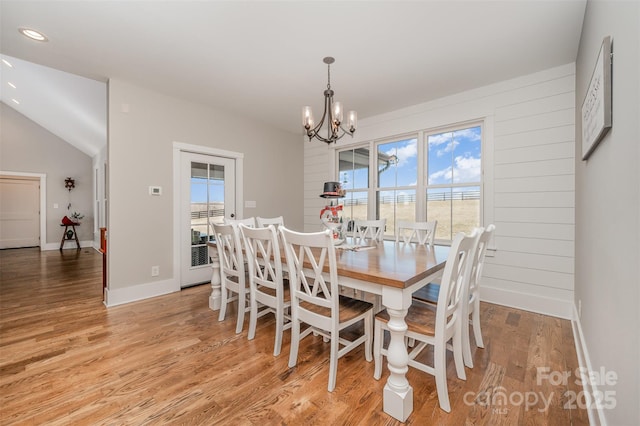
xmin=376 ymin=137 xmax=418 ymax=236
xmin=336 ymin=122 xmax=482 ymax=243
xmin=426 ymin=125 xmax=481 ymax=240
xmin=339 ymin=147 xmax=370 ymax=224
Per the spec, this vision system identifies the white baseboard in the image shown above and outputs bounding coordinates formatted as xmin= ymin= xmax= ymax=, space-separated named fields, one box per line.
xmin=572 ymin=303 xmax=606 ymax=426
xmin=42 ymin=240 xmax=94 ymax=251
xmin=104 ymin=278 xmax=179 ymax=307
xmin=480 ymin=285 xmax=573 ymax=319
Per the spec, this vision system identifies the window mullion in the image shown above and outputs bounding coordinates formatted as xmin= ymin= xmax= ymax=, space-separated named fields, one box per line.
xmin=417 ymin=132 xmax=425 ymax=221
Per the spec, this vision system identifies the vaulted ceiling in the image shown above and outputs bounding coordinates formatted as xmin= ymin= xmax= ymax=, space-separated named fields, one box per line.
xmin=0 ymin=1 xmax=586 ymax=157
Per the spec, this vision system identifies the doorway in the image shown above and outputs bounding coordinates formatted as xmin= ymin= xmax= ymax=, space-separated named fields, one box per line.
xmin=176 ymin=146 xmax=243 ymax=288
xmin=0 ymin=174 xmax=45 ymax=249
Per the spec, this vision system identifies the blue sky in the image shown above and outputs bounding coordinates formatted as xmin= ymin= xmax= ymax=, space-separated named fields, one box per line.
xmin=191 ymin=177 xmax=224 ymax=203
xmin=340 ymin=125 xmax=481 ymax=193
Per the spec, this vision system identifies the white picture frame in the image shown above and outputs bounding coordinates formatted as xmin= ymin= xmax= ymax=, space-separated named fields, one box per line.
xmin=581 ymin=36 xmax=612 ymax=161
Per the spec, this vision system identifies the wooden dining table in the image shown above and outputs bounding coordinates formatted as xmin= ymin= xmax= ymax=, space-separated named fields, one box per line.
xmin=208 ymin=237 xmax=450 ymax=422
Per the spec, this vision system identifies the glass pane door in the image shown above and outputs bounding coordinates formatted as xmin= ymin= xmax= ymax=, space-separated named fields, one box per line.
xmin=181 ymin=152 xmax=235 ymax=287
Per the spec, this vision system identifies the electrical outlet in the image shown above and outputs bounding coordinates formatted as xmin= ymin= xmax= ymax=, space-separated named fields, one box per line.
xmin=151 ymin=266 xmax=159 ymax=277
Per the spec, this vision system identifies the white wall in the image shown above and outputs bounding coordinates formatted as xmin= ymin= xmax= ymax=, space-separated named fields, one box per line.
xmin=574 ymin=1 xmax=639 ymax=425
xmin=0 ymin=103 xmax=94 ymax=247
xmin=305 ymin=63 xmax=577 ymax=319
xmin=92 ymin=144 xmax=107 ymax=246
xmin=106 ymin=80 xmax=303 ymax=305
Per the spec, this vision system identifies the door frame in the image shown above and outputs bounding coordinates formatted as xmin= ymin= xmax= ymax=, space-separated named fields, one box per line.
xmin=0 ymin=171 xmax=47 ymax=250
xmin=172 ymin=142 xmax=243 ymax=288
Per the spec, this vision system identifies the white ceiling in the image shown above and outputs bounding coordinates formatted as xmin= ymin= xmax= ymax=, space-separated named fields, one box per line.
xmin=0 ymin=1 xmax=586 ymax=157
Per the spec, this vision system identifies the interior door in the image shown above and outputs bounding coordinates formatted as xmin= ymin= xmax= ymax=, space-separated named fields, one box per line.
xmin=0 ymin=177 xmax=40 ymax=249
xmin=180 ymin=152 xmax=236 ymax=287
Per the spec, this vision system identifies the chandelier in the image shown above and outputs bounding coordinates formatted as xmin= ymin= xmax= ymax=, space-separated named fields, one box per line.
xmin=302 ymin=57 xmax=357 ymax=144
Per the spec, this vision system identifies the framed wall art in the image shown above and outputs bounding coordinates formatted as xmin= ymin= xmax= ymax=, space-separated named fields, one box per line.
xmin=581 ymin=36 xmax=612 ymax=161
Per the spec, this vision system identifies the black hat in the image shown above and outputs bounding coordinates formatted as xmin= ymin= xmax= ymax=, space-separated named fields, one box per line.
xmin=320 ymin=181 xmax=344 ymax=198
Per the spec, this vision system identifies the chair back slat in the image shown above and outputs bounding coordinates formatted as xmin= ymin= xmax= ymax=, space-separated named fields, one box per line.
xmin=353 ymin=219 xmax=386 ymax=241
xmin=213 ymin=223 xmax=244 ymax=278
xmin=396 ymin=220 xmax=437 ymax=245
xmin=280 ymin=227 xmax=337 ymax=311
xmin=256 ymin=216 xmax=284 ymax=228
xmin=468 ymin=224 xmax=495 ymax=300
xmin=240 ymin=224 xmax=282 ymax=292
xmin=436 ymin=229 xmax=480 ymax=339
xmin=225 ymin=217 xmax=256 ymax=228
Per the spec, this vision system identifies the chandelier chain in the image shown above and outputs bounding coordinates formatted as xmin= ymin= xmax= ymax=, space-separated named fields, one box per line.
xmin=327 ymin=62 xmax=331 ymax=90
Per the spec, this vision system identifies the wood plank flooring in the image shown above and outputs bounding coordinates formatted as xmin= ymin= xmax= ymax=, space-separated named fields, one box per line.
xmin=0 ymin=248 xmax=588 ymax=425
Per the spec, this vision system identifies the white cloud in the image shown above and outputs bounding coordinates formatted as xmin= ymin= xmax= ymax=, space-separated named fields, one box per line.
xmin=427 ymin=132 xmax=453 ymax=147
xmin=428 ymin=154 xmax=480 ymax=184
xmin=437 ymin=140 xmax=459 ymax=157
xmin=455 ymin=127 xmax=482 ymax=142
xmin=429 ymin=166 xmax=453 ymax=183
xmin=453 ymin=155 xmax=481 ymax=182
xmin=384 ymin=139 xmax=417 ymax=167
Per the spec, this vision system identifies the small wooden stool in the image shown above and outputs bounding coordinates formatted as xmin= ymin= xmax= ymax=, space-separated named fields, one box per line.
xmin=60 ymin=223 xmax=80 ymax=250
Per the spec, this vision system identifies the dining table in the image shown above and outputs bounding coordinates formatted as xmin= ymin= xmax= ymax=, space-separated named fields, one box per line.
xmin=208 ymin=237 xmax=450 ymax=422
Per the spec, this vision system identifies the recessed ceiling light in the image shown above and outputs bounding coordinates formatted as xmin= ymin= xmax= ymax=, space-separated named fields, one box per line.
xmin=8 ymin=82 xmax=16 ymax=89
xmin=18 ymin=27 xmax=48 ymax=42
xmin=2 ymin=59 xmax=13 ymax=67
xmin=12 ymin=99 xmax=20 ymax=105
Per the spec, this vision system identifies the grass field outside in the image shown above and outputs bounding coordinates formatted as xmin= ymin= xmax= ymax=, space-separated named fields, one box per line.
xmin=346 ymin=199 xmax=479 ymax=241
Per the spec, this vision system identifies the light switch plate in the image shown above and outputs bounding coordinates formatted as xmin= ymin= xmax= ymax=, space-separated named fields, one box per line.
xmin=149 ymin=186 xmax=162 ymax=196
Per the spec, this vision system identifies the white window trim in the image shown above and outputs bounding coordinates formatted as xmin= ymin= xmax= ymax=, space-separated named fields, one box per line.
xmin=332 ymin=117 xmax=493 ymax=245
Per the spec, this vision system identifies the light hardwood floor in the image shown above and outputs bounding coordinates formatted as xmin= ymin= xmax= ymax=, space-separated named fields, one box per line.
xmin=0 ymin=248 xmax=588 ymax=425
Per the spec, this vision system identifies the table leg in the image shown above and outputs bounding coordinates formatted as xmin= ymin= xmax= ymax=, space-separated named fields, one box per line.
xmin=60 ymin=225 xmax=67 ymax=250
xmin=381 ymin=287 xmax=413 ymax=421
xmin=72 ymin=225 xmax=80 ymax=249
xmin=208 ymin=244 xmax=221 ymax=311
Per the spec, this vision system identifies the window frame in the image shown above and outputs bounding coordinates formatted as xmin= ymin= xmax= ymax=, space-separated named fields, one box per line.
xmin=373 ymin=133 xmax=421 ymax=236
xmin=423 ymin=121 xmax=484 ymax=244
xmin=335 ymin=119 xmax=486 ymax=245
xmin=336 ymin=144 xmax=372 ymax=223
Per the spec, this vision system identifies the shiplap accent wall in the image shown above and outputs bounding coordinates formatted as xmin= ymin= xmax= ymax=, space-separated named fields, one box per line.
xmin=304 ymin=63 xmax=575 ymax=319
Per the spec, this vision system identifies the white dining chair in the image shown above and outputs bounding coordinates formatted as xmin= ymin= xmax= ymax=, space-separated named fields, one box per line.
xmin=256 ymin=216 xmax=284 ymax=228
xmin=395 ymin=220 xmax=437 ymax=246
xmin=212 ymin=223 xmax=250 ymax=334
xmin=225 ymin=217 xmax=256 ymax=228
xmin=280 ymin=226 xmax=373 ymax=392
xmin=412 ymin=224 xmax=495 ymax=368
xmin=240 ymin=224 xmax=291 ymax=356
xmin=352 ymin=218 xmax=386 ymax=241
xmin=373 ymin=229 xmax=480 ymax=413
xmin=463 ymin=224 xmax=494 ymax=364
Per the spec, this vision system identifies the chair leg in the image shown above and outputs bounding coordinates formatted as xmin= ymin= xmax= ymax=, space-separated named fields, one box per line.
xmin=288 ymin=318 xmax=300 ymax=368
xmin=218 ymin=287 xmax=228 ymax=322
xmin=248 ymin=292 xmax=257 ymax=340
xmin=373 ymin=320 xmax=383 ymax=380
xmin=328 ymin=329 xmax=339 ymax=392
xmin=273 ymin=308 xmax=284 ymax=357
xmin=453 ymin=329 xmax=467 ymax=380
xmin=462 ymin=314 xmax=474 ymax=369
xmin=364 ymin=311 xmax=372 ymax=362
xmin=235 ymin=291 xmax=245 ymax=334
xmin=434 ymin=344 xmax=451 ymax=413
xmin=472 ymin=303 xmax=484 ymax=348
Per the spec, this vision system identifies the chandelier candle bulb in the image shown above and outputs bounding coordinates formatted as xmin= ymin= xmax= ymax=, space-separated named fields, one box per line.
xmin=333 ymin=101 xmax=343 ymax=124
xmin=348 ymin=111 xmax=357 ymax=131
xmin=302 ymin=106 xmax=314 ymax=129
